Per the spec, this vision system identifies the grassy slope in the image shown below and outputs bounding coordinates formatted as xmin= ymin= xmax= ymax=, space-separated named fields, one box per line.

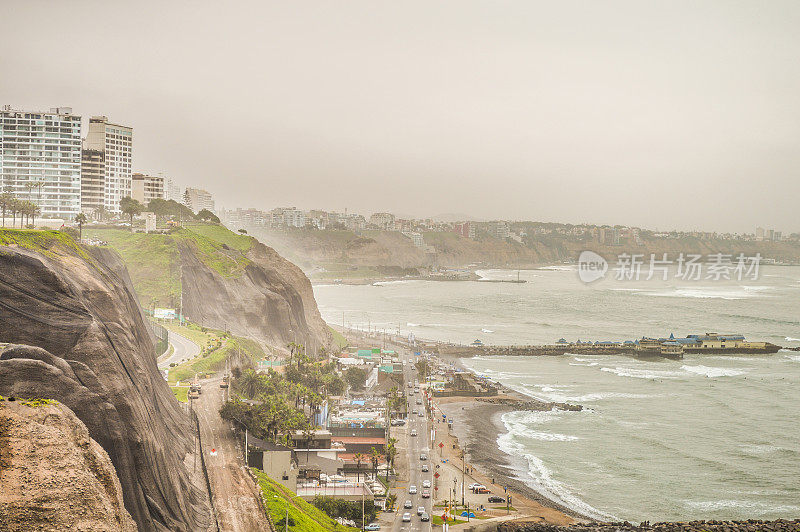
xmin=83 ymin=224 xmax=253 ymax=308
xmin=168 ymin=335 xmax=265 ymax=384
xmin=0 ymin=228 xmax=92 ymax=261
xmin=171 ymin=386 xmax=189 ymax=403
xmin=252 ymin=470 xmax=358 ymax=532
xmin=329 ymin=327 xmax=348 ymax=350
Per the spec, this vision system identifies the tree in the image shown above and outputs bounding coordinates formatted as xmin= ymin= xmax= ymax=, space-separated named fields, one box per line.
xmin=369 ymin=447 xmax=380 ymax=480
xmin=0 ymin=192 xmax=13 ymax=227
xmin=345 ymin=367 xmax=367 ymax=391
xmin=353 ymin=452 xmax=365 ymax=482
xmin=385 ymin=437 xmax=397 ymax=481
xmin=75 ymin=213 xmax=88 ymax=241
xmin=197 ymin=209 xmax=220 ymax=223
xmin=119 ymin=196 xmax=143 ymax=229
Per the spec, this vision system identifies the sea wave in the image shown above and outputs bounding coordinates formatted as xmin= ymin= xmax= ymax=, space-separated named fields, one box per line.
xmin=683 ymin=499 xmax=800 ymax=514
xmin=785 ymin=336 xmax=800 ymax=342
xmin=681 ymin=365 xmax=748 ymax=378
xmin=569 ymin=362 xmax=599 ymax=367
xmin=642 ymin=287 xmax=761 ymax=300
xmin=481 ymin=328 xmax=494 ymax=333
xmin=600 ymin=366 xmax=683 ymax=380
xmin=537 ymin=265 xmax=577 ymax=271
xmin=496 ymin=426 xmax=615 ymax=520
xmin=785 ymin=354 xmax=800 ymax=363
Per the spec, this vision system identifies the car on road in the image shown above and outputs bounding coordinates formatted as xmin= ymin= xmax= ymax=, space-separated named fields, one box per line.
xmin=417 ymin=506 xmax=425 ymax=516
xmin=365 ymin=524 xmax=381 ymax=531
xmin=418 ymin=410 xmax=424 ymax=417
xmin=402 ymin=512 xmax=411 ymax=522
xmin=420 ymin=512 xmax=430 ymax=522
xmin=421 ymin=464 xmax=429 ymax=472
xmin=409 ymin=485 xmax=417 ymax=494
xmin=404 ymin=500 xmax=413 ymax=509
xmin=410 ymin=429 xmax=417 ymax=437
xmin=422 ymin=479 xmax=431 ymax=488
xmin=421 ymin=489 xmax=430 ymax=498
xmin=419 ymin=453 xmax=428 ymax=461
xmin=416 ymin=398 xmax=422 ymax=404
xmin=468 ymin=483 xmax=481 ymax=490
xmin=488 ymin=495 xmax=505 ymax=503
xmin=474 ymin=486 xmax=490 ymax=494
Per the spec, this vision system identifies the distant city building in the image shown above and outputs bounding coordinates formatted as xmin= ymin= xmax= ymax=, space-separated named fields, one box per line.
xmin=164 ymin=177 xmax=182 ymax=202
xmin=486 ymin=221 xmax=510 ymax=240
xmin=0 ymin=106 xmax=83 ymax=220
xmin=452 ymin=221 xmax=475 ymax=239
xmin=131 ymin=173 xmax=165 ymax=205
xmin=285 ymin=208 xmax=306 ymax=228
xmin=183 ymin=187 xmax=215 ymax=213
xmin=369 ymin=212 xmax=395 ymax=230
xmin=80 ymin=148 xmax=105 ymax=216
xmin=84 ymin=116 xmax=132 ymax=213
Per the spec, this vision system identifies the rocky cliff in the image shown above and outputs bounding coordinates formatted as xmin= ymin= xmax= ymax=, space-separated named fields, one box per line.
xmin=0 ymin=397 xmax=137 ymax=532
xmin=0 ymin=232 xmax=212 ymax=531
xmin=179 ymin=236 xmax=332 ymax=354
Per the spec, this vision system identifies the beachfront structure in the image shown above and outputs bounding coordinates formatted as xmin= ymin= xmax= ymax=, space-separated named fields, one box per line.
xmin=84 ymin=115 xmax=133 ymax=214
xmin=0 ymin=106 xmax=83 ymax=220
xmin=164 ymin=176 xmax=182 ymax=202
xmin=183 ymin=187 xmax=214 ymax=214
xmin=369 ymin=212 xmax=395 ymax=230
xmin=131 ymin=173 xmax=165 ymax=205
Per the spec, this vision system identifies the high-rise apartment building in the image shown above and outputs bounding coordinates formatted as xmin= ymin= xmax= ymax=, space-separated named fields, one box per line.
xmin=0 ymin=106 xmax=82 ymax=219
xmin=131 ymin=173 xmax=165 ymax=205
xmin=164 ymin=177 xmax=182 ymax=202
xmin=183 ymin=187 xmax=215 ymax=213
xmin=84 ymin=116 xmax=132 ymax=213
xmin=80 ymin=148 xmax=105 ymax=215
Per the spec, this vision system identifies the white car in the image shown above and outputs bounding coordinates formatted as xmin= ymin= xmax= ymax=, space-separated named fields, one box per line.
xmin=422 ymin=479 xmax=431 ymax=488
xmin=417 ymin=506 xmax=425 ymax=516
xmin=404 ymin=500 xmax=413 ymax=509
xmin=402 ymin=512 xmax=411 ymax=522
xmin=418 ymin=411 xmax=424 ymax=417
xmin=421 ymin=464 xmax=429 ymax=472
xmin=410 ymin=429 xmax=417 ymax=437
xmin=409 ymin=485 xmax=417 ymax=494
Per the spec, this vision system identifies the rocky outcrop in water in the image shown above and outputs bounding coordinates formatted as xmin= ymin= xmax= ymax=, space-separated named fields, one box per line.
xmin=498 ymin=520 xmax=800 ymax=532
xmin=180 ymin=238 xmax=332 ymax=354
xmin=0 ymin=397 xmax=137 ymax=532
xmin=0 ymin=238 xmax=212 ymax=531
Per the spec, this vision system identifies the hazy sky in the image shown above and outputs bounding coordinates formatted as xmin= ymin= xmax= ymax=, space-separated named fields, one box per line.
xmin=2 ymin=1 xmax=799 ymax=233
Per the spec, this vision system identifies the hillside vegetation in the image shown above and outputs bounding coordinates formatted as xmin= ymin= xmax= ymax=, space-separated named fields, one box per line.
xmin=249 ymin=226 xmax=800 ymax=276
xmin=83 ymin=223 xmax=254 ymax=308
xmin=252 ymin=470 xmax=358 ymax=532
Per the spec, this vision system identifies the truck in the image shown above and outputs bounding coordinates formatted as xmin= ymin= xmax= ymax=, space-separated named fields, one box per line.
xmin=220 ymin=375 xmax=229 ymax=389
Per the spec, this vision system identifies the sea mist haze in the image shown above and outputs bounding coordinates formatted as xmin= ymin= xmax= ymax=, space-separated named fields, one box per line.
xmin=314 ymin=266 xmax=800 ymax=521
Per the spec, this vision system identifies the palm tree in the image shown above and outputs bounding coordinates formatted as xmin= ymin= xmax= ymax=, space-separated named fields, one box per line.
xmin=353 ymin=452 xmax=365 ymax=482
xmin=29 ymin=202 xmax=40 ymax=228
xmin=0 ymin=192 xmax=12 ymax=228
xmin=9 ymin=199 xmax=21 ymax=228
xmin=384 ymin=437 xmax=397 ymax=482
xmin=75 ymin=213 xmax=87 ymax=241
xmin=369 ymin=447 xmax=380 ymax=480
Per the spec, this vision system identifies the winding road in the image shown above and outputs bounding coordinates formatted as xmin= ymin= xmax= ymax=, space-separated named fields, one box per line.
xmin=158 ymin=328 xmax=201 ymax=371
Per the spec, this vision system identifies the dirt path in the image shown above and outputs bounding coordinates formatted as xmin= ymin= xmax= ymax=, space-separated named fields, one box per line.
xmin=193 ymin=374 xmax=271 ymax=532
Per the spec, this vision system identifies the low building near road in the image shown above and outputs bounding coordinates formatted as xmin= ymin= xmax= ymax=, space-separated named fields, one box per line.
xmin=246 ymin=436 xmax=297 ymax=491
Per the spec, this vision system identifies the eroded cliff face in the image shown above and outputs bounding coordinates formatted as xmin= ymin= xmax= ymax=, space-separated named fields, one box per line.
xmin=0 ymin=398 xmax=137 ymax=532
xmin=0 ymin=242 xmax=212 ymax=531
xmin=180 ymin=238 xmax=332 ymax=354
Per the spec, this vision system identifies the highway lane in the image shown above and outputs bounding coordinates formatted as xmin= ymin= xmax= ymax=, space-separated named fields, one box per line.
xmin=391 ymin=350 xmax=433 ymax=532
xmin=158 ymin=328 xmax=201 ymax=371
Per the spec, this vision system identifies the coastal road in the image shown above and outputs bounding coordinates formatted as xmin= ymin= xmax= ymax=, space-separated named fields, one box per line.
xmin=391 ymin=351 xmax=433 ymax=532
xmin=158 ymin=328 xmax=201 ymax=371
xmin=194 ymin=373 xmax=270 ymax=532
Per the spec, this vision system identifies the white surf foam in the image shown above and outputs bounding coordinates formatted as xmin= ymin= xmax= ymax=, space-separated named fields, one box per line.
xmin=496 ymin=417 xmax=615 ymax=521
xmin=481 ymin=328 xmax=494 ymax=333
xmin=785 ymin=336 xmax=800 ymax=342
xmin=681 ymin=365 xmax=748 ymax=378
xmin=600 ymin=366 xmax=683 ymax=380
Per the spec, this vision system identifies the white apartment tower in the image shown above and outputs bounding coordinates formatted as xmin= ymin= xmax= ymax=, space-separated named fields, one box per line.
xmin=84 ymin=116 xmax=132 ymax=213
xmin=0 ymin=106 xmax=83 ymax=219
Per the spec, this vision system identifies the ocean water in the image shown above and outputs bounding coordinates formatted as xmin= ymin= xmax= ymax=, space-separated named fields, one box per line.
xmin=313 ymin=266 xmax=800 ymax=522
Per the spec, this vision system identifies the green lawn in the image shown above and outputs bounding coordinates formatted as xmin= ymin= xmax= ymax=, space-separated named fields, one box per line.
xmin=161 ymin=322 xmax=218 ymax=349
xmin=83 ymin=224 xmax=253 ymax=308
xmin=171 ymin=386 xmax=189 ymax=403
xmin=252 ymin=469 xmax=358 ymax=532
xmin=329 ymin=327 xmax=348 ymax=350
xmin=167 ymin=335 xmax=264 ymax=384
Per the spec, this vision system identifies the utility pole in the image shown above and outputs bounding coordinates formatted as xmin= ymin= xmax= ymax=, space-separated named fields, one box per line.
xmin=461 ymin=449 xmax=465 ymax=506
xmin=361 ymin=481 xmax=365 ymax=532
